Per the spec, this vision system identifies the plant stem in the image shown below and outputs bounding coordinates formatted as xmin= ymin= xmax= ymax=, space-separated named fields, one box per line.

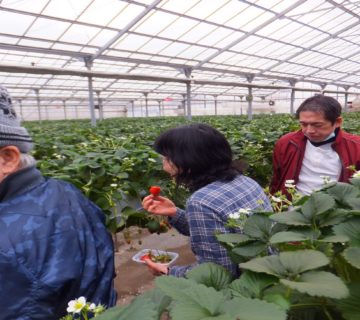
xmin=322 ymin=305 xmax=334 ymax=320
xmin=285 ymin=287 xmax=292 ymax=299
xmin=292 ymin=302 xmax=334 ymax=309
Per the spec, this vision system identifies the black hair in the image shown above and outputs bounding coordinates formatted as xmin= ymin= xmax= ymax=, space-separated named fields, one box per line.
xmin=295 ymin=95 xmax=342 ymax=124
xmin=154 ymin=123 xmax=242 ymax=191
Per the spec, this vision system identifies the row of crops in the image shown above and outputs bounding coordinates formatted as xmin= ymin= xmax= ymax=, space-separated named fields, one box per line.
xmin=25 ymin=112 xmax=360 ymax=237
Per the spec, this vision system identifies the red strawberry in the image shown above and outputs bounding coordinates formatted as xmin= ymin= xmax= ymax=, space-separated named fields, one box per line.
xmin=140 ymin=254 xmax=151 ymax=261
xmin=149 ymin=186 xmax=161 ymax=196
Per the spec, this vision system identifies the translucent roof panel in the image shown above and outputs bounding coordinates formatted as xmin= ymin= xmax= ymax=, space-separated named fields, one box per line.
xmin=0 ymin=0 xmax=359 ymax=108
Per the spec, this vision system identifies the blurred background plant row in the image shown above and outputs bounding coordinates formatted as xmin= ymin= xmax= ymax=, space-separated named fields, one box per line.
xmin=25 ymin=113 xmax=360 ymax=240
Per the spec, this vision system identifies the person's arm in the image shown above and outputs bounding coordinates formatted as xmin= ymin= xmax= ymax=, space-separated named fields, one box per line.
xmin=270 ymin=140 xmax=282 ymax=194
xmin=168 ymin=207 xmax=190 ymax=236
xmin=169 ymin=199 xmax=238 ymax=277
xmin=0 ymin=232 xmax=82 ymax=318
xmin=0 ymin=251 xmax=43 ymax=318
xmin=142 ymin=195 xmax=190 ymax=236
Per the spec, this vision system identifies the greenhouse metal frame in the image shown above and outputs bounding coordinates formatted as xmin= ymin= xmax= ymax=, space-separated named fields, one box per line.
xmin=0 ymin=0 xmax=359 ymax=123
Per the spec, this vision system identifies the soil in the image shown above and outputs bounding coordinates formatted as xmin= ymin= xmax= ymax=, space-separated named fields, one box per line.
xmin=114 ymin=227 xmax=196 ymax=306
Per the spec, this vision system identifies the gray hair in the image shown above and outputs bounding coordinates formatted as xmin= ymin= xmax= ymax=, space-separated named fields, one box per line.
xmin=19 ymin=153 xmax=36 ymax=168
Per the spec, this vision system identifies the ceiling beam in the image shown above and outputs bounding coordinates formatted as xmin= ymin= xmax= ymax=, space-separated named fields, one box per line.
xmin=90 ymin=0 xmax=162 ymax=62
xmin=194 ymin=0 xmax=307 ymax=69
xmin=0 ymin=64 xmax=188 ymax=83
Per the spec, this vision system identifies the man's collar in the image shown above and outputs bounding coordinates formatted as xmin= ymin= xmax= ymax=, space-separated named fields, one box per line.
xmin=0 ymin=166 xmax=43 ymax=202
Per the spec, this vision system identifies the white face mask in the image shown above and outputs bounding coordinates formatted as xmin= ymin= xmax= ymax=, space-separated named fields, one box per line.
xmin=322 ymin=131 xmax=335 ymax=142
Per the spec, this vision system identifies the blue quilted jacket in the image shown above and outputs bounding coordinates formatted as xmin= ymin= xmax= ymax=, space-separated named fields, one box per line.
xmin=0 ymin=166 xmax=117 ymax=319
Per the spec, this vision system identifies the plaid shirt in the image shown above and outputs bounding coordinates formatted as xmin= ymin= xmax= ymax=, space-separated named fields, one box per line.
xmin=168 ymin=174 xmax=272 ymax=277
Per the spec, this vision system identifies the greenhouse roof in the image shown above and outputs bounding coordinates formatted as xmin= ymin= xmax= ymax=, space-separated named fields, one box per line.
xmin=0 ymin=0 xmax=360 ymax=106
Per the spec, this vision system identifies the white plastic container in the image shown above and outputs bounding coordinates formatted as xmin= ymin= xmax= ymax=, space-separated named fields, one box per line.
xmin=132 ymin=249 xmax=179 ymax=266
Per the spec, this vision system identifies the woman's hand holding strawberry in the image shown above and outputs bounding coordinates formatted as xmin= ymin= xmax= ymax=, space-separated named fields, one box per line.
xmin=143 ymin=186 xmax=177 ymax=217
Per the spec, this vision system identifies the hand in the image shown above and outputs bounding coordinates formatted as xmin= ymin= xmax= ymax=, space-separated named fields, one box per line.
xmin=143 ymin=258 xmax=169 ymax=276
xmin=142 ymin=195 xmax=177 ymax=217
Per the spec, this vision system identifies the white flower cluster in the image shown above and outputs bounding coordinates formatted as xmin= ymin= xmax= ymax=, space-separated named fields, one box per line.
xmin=284 ymin=179 xmax=295 ymax=189
xmin=271 ymin=195 xmax=282 ymax=203
xmin=67 ymin=297 xmax=88 ymax=314
xmin=229 ymin=208 xmax=251 ymax=219
xmin=52 ymin=153 xmax=66 ymax=159
xmin=65 ymin=296 xmax=105 ymax=316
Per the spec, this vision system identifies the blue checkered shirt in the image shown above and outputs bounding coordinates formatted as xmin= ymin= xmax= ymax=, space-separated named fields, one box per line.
xmin=168 ymin=174 xmax=272 ymax=277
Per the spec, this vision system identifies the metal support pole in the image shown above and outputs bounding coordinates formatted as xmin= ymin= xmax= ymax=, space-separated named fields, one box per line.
xmin=131 ymin=100 xmax=135 ymax=117
xmin=34 ymin=89 xmax=41 ymax=121
xmin=87 ymin=76 xmax=96 ymax=126
xmin=320 ymin=83 xmax=327 ymax=94
xmin=239 ymin=96 xmax=243 ymax=115
xmin=290 ymin=88 xmax=295 ymax=115
xmin=247 ymin=87 xmax=253 ymax=120
xmin=144 ymin=92 xmax=149 ymax=117
xmin=18 ymin=99 xmax=23 ymax=120
xmin=183 ymin=67 xmax=192 ymax=120
xmin=157 ymin=100 xmax=161 ymax=116
xmin=63 ymin=100 xmax=67 ymax=120
xmin=289 ymin=80 xmax=297 ymax=115
xmin=96 ymin=91 xmax=103 ymax=120
xmin=344 ymin=91 xmax=349 ymax=112
xmin=214 ymin=95 xmax=218 ymax=115
xmin=186 ymin=82 xmax=192 ymax=120
xmin=246 ymin=74 xmax=254 ymax=120
xmin=99 ymin=97 xmax=104 ymax=120
xmin=85 ymin=56 xmax=96 ymax=126
xmin=181 ymin=94 xmax=186 ymax=116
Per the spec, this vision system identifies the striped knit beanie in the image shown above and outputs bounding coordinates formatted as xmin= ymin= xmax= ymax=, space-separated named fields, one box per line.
xmin=0 ymin=86 xmax=33 ymax=152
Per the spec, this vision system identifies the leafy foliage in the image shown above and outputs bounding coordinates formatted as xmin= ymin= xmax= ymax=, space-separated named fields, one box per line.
xmin=98 ymin=176 xmax=360 ymax=319
xmin=25 ymin=113 xmax=360 ymax=237
xmin=23 ymin=114 xmax=360 ymax=318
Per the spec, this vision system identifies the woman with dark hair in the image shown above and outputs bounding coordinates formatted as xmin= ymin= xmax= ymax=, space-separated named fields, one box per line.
xmin=142 ymin=123 xmax=271 ymax=278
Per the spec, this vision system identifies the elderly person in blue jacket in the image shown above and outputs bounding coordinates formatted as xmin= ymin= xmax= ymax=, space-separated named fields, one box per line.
xmin=0 ymin=86 xmax=117 ymax=319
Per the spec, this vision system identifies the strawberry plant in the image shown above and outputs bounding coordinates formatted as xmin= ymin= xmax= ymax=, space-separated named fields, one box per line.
xmin=23 ymin=113 xmax=360 ymax=245
xmin=95 ymin=174 xmax=360 ymax=319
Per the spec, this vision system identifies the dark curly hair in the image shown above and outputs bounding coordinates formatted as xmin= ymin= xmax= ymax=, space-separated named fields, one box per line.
xmin=154 ymin=123 xmax=243 ymax=191
xmin=296 ymin=95 xmax=342 ymax=124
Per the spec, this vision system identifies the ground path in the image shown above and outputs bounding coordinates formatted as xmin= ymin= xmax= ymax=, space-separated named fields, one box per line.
xmin=114 ymin=228 xmax=196 ymax=306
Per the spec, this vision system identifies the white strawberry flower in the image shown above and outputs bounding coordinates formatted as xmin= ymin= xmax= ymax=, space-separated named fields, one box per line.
xmin=285 ymin=179 xmax=296 ymax=188
xmin=238 ymin=208 xmax=251 ymax=214
xmin=285 ymin=183 xmax=295 ymax=188
xmin=271 ymin=196 xmax=282 ymax=203
xmin=229 ymin=212 xmax=240 ymax=219
xmin=66 ymin=297 xmax=87 ymax=314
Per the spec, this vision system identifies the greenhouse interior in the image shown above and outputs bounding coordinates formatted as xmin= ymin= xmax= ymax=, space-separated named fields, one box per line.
xmin=1 ymin=1 xmax=360 ymax=320
xmin=0 ymin=0 xmax=359 ymax=123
